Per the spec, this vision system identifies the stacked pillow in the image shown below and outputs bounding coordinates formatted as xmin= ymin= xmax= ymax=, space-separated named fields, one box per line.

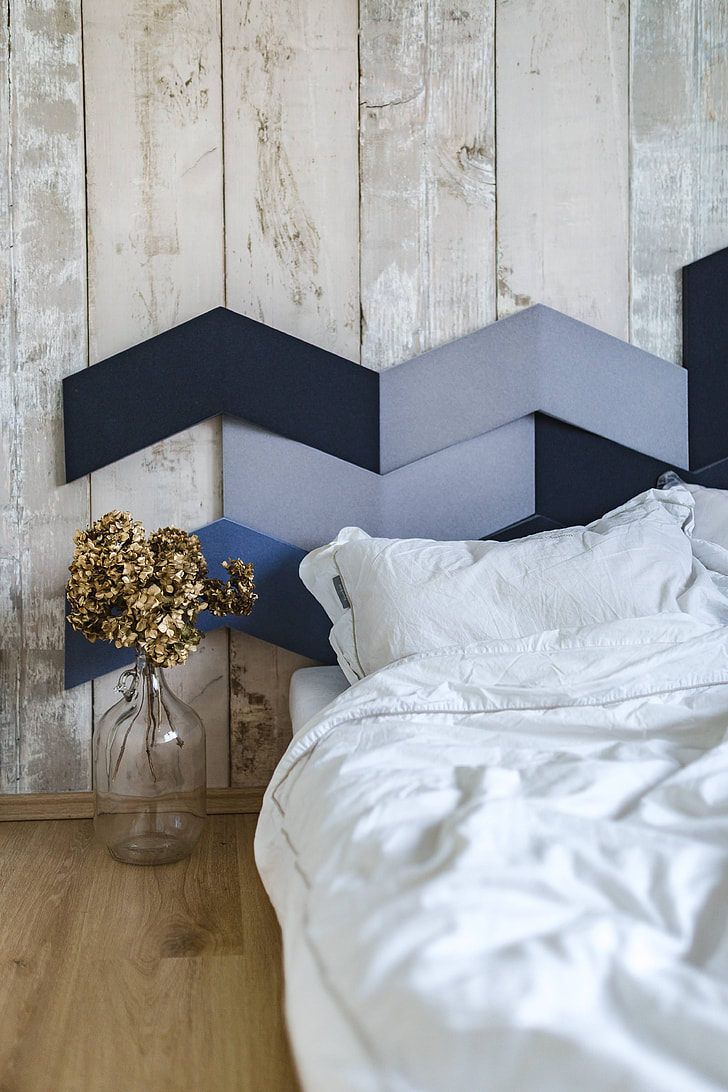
xmin=299 ymin=486 xmax=713 ymax=683
xmin=660 ymin=474 xmax=728 ymax=549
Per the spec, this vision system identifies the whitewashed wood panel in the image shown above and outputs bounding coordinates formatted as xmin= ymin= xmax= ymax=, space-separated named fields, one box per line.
xmin=360 ymin=0 xmax=497 ymax=369
xmin=5 ymin=2 xmax=728 ymax=799
xmin=222 ymin=0 xmax=359 ymax=783
xmin=0 ymin=0 xmax=15 ymax=791
xmin=0 ymin=0 xmax=92 ymax=792
xmin=496 ymin=0 xmax=630 ymax=340
xmin=82 ymin=0 xmax=229 ymax=784
xmin=222 ymin=0 xmax=360 ymax=358
xmin=630 ymin=0 xmax=728 ymax=364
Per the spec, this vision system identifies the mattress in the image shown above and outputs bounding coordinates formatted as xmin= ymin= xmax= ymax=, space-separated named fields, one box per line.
xmin=289 ymin=665 xmax=350 ymax=734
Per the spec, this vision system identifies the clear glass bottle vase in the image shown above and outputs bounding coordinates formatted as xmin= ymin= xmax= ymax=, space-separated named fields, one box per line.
xmin=94 ymin=653 xmax=206 ymax=865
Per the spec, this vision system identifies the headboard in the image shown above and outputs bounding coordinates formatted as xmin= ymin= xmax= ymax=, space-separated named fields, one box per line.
xmin=63 ymin=246 xmax=728 ymax=687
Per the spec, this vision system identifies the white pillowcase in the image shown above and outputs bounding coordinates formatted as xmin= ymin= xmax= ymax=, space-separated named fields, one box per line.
xmin=299 ymin=487 xmax=699 ymax=682
xmin=658 ymin=471 xmax=728 ymax=551
xmin=684 ymin=484 xmax=728 ymax=549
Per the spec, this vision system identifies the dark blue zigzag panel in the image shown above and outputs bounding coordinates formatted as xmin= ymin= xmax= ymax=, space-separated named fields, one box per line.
xmin=684 ymin=247 xmax=728 ymax=470
xmin=63 ymin=309 xmax=380 ymax=478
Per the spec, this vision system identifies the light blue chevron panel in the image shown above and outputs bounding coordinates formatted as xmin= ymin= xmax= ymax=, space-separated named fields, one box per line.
xmin=379 ymin=307 xmax=542 ymax=471
xmin=535 ymin=307 xmax=688 ymax=466
xmin=379 ymin=304 xmax=689 ymax=472
xmin=222 ymin=414 xmax=535 ymax=548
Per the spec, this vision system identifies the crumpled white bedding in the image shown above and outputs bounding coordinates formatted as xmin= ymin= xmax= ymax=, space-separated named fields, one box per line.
xmin=255 ymin=613 xmax=728 ymax=1092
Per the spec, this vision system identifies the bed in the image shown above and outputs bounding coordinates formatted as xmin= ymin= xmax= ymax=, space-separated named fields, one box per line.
xmin=255 ymin=479 xmax=728 ymax=1092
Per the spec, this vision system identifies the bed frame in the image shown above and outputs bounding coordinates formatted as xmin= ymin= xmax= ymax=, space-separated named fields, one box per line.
xmin=63 ymin=246 xmax=728 ymax=686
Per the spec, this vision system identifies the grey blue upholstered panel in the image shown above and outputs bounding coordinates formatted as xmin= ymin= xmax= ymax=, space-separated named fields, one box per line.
xmin=222 ymin=415 xmax=535 ymax=549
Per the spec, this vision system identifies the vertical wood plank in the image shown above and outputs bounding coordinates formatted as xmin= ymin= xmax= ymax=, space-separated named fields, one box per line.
xmin=222 ymin=0 xmax=359 ymax=785
xmin=496 ymin=0 xmax=630 ymax=340
xmin=222 ymin=0 xmax=360 ymax=358
xmin=0 ymin=0 xmax=92 ymax=792
xmin=0 ymin=0 xmax=16 ymax=791
xmin=359 ymin=0 xmax=497 ymax=369
xmin=630 ymin=0 xmax=728 ymax=364
xmin=229 ymin=635 xmax=315 ymax=788
xmin=82 ymin=0 xmax=230 ymax=783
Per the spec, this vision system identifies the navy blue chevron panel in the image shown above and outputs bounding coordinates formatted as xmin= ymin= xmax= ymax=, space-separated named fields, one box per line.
xmin=63 ymin=246 xmax=728 ymax=686
xmin=63 ymin=309 xmax=381 ymax=477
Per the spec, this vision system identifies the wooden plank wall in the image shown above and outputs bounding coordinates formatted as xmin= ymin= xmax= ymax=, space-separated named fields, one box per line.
xmin=496 ymin=0 xmax=629 ymax=340
xmin=1 ymin=0 xmax=91 ymax=792
xmin=221 ymin=0 xmax=359 ymax=788
xmin=82 ymin=0 xmax=230 ymax=785
xmin=2 ymin=1 xmax=727 ymax=796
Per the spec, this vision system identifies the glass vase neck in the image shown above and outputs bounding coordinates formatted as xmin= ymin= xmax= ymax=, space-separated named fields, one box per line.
xmin=115 ymin=652 xmax=168 ymax=704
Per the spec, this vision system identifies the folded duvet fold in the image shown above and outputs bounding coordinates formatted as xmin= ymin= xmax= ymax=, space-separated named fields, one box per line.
xmin=256 ymin=613 xmax=728 ymax=1092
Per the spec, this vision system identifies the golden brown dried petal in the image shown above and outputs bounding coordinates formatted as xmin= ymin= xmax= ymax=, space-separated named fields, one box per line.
xmin=66 ymin=513 xmax=256 ymax=669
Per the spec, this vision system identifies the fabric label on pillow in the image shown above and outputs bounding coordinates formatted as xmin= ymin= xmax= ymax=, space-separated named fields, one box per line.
xmin=333 ymin=575 xmax=351 ymax=610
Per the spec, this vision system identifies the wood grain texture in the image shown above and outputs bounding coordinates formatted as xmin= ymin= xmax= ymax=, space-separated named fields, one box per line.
xmin=0 ymin=815 xmax=299 ymax=1091
xmin=229 ymin=633 xmax=315 ymax=788
xmin=0 ymin=786 xmax=265 ymax=821
xmin=0 ymin=0 xmax=13 ymax=790
xmin=82 ymin=0 xmax=229 ymax=784
xmin=496 ymin=0 xmax=630 ymax=339
xmin=222 ymin=0 xmax=360 ymax=358
xmin=630 ymin=0 xmax=728 ymax=364
xmin=360 ymin=0 xmax=497 ymax=369
xmin=0 ymin=0 xmax=92 ymax=793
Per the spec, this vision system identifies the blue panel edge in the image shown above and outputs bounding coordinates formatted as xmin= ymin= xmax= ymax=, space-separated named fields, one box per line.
xmin=64 ymin=517 xmax=336 ymax=688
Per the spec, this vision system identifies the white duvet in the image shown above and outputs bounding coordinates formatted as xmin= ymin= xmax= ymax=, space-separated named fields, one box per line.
xmin=255 ymin=613 xmax=728 ymax=1092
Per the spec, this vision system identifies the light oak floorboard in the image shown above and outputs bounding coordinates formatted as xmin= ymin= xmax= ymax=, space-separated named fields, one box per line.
xmin=0 ymin=815 xmax=300 ymax=1092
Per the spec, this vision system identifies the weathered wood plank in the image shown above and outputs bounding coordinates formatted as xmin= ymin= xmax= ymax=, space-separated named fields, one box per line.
xmin=630 ymin=0 xmax=728 ymax=364
xmin=222 ymin=0 xmax=360 ymax=358
xmin=0 ymin=0 xmax=92 ymax=793
xmin=0 ymin=0 xmax=17 ymax=792
xmin=229 ymin=634 xmax=315 ymax=788
xmin=82 ymin=0 xmax=229 ymax=782
xmin=360 ymin=0 xmax=497 ymax=368
xmin=222 ymin=0 xmax=359 ymax=785
xmin=496 ymin=0 xmax=630 ymax=340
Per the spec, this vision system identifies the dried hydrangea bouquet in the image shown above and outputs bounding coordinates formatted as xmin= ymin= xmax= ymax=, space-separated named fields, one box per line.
xmin=67 ymin=510 xmax=257 ymax=865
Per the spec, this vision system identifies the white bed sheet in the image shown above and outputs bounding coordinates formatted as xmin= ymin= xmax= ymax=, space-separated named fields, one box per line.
xmin=257 ymin=613 xmax=728 ymax=1092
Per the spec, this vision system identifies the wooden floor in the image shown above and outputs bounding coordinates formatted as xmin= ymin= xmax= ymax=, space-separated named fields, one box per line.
xmin=0 ymin=815 xmax=302 ymax=1092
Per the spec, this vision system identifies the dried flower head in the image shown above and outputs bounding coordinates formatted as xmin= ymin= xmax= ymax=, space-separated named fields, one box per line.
xmin=204 ymin=558 xmax=257 ymax=618
xmin=67 ymin=512 xmax=256 ymax=668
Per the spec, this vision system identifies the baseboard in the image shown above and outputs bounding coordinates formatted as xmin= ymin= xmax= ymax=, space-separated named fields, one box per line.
xmin=0 ymin=786 xmax=266 ymax=822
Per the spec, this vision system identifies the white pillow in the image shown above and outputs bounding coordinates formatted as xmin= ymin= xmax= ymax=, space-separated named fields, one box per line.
xmin=299 ymin=487 xmax=698 ymax=681
xmin=658 ymin=471 xmax=728 ymax=549
xmin=684 ymin=485 xmax=728 ymax=549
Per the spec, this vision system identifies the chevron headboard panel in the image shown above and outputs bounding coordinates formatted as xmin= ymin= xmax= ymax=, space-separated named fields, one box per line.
xmin=63 ymin=246 xmax=728 ymax=687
